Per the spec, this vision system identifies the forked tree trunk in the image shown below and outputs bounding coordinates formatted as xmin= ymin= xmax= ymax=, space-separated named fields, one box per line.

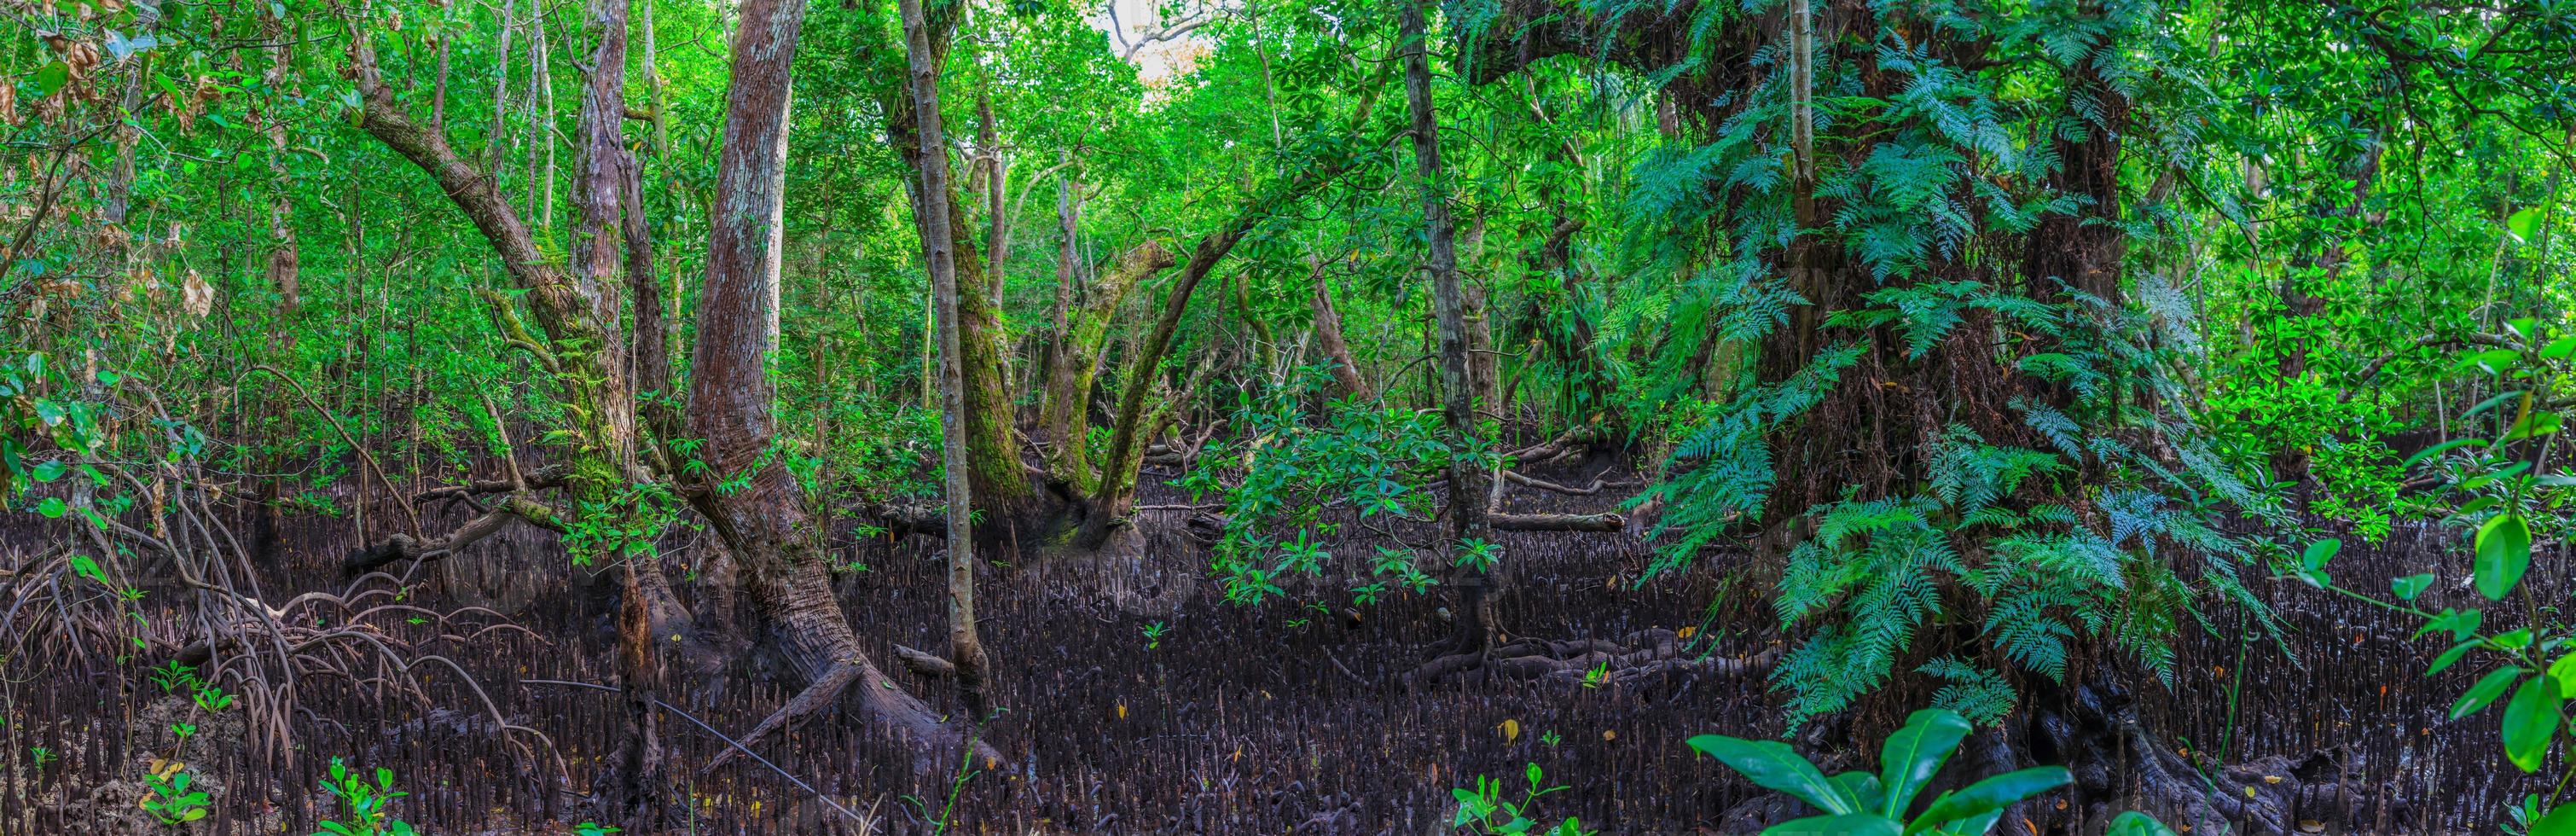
xmin=1038 ymin=241 xmax=1175 ymax=496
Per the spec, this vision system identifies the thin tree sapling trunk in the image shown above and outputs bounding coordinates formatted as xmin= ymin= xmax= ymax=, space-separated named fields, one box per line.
xmin=900 ymin=0 xmax=994 ymax=723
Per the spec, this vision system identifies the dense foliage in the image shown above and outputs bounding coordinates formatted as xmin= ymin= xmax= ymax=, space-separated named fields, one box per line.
xmin=4 ymin=0 xmax=2576 ymax=829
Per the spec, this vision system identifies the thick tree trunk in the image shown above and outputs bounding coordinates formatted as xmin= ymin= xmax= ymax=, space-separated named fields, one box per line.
xmin=1402 ymin=0 xmax=1499 ymax=653
xmin=684 ymin=0 xmax=981 ymax=770
xmin=900 ymin=0 xmax=994 ymax=723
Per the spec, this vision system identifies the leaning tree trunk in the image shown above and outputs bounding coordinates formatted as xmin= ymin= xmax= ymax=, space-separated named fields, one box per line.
xmin=1308 ymin=257 xmax=1376 ymax=402
xmin=1037 ymin=241 xmax=1175 ymax=496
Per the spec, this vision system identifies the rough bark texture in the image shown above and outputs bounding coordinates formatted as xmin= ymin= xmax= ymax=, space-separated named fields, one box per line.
xmin=682 ymin=0 xmax=978 ymax=770
xmin=1403 ymin=0 xmax=1499 ymax=653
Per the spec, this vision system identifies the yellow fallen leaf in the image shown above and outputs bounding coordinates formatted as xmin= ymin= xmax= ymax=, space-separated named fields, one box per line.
xmin=1117 ymin=703 xmax=1128 ymax=719
xmin=1500 ymin=719 xmax=1520 ymax=742
xmin=2262 ymin=775 xmax=2282 ymax=784
xmin=2242 ymin=786 xmax=2255 ymax=798
xmin=1676 ymin=626 xmax=1696 ymax=640
xmin=1602 ymin=729 xmax=1616 ymax=741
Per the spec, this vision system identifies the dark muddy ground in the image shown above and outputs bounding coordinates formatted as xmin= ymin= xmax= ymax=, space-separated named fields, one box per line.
xmin=0 ymin=452 xmax=2546 ymax=833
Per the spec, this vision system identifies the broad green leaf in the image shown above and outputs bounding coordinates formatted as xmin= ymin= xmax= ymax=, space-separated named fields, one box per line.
xmin=31 ymin=61 xmax=67 ymax=99
xmin=1767 ymin=814 xmax=1902 ymax=836
xmin=2548 ymin=336 xmax=2576 ymax=361
xmin=2507 ymin=411 xmax=2563 ymax=441
xmin=1878 ymin=708 xmax=1971 ymax=816
xmin=2465 ymin=349 xmax=2522 ymax=375
xmin=1830 ymin=771 xmax=1884 ymax=814
xmin=2405 ymin=437 xmax=2487 ymax=469
xmin=34 ymin=496 xmax=64 ymax=518
xmin=1904 ymin=767 xmax=2071 ymax=834
xmin=2105 ymin=811 xmax=2179 ymax=836
xmin=2551 ymin=655 xmax=2576 ymax=695
xmin=2463 ymin=390 xmax=2527 ymax=418
xmin=1689 ymin=735 xmax=1858 ymax=815
xmin=2452 ymin=667 xmax=2526 ymax=719
xmin=2476 ymin=514 xmax=2532 ymax=600
xmin=2301 ymin=538 xmax=2339 ymax=571
xmin=2391 ymin=573 xmax=2434 ymax=601
xmin=2508 ymin=207 xmax=2542 ymax=242
xmin=2503 ymin=674 xmax=2563 ymax=772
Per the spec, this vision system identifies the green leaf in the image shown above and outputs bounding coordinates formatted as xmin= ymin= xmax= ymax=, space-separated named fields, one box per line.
xmin=2403 ymin=438 xmax=2488 ymax=468
xmin=2104 ymin=811 xmax=2178 ymax=836
xmin=2507 ymin=411 xmax=2564 ymax=441
xmin=30 ymin=61 xmax=67 ymax=99
xmin=2548 ymin=336 xmax=2576 ymax=362
xmin=2392 ymin=573 xmax=2434 ymax=601
xmin=1904 ymin=768 xmax=2071 ymax=833
xmin=2416 ymin=607 xmax=2482 ymax=642
xmin=2428 ymin=639 xmax=2480 ymax=676
xmin=2463 ymin=390 xmax=2527 ymax=418
xmin=1877 ymin=709 xmax=1971 ymax=816
xmin=1830 ymin=772 xmax=1885 ymax=813
xmin=1689 ymin=735 xmax=1859 ymax=815
xmin=2508 ymin=207 xmax=2542 ymax=242
xmin=33 ymin=496 xmax=64 ymax=518
xmin=2476 ymin=514 xmax=2532 ymax=601
xmin=2503 ymin=674 xmax=2564 ymax=772
xmin=2531 ymin=803 xmax=2576 ymax=836
xmin=2550 ymin=655 xmax=2576 ymax=696
xmin=2301 ymin=538 xmax=2339 ymax=571
xmin=2452 ymin=667 xmax=2527 ymax=719
xmin=1767 ymin=814 xmax=1902 ymax=836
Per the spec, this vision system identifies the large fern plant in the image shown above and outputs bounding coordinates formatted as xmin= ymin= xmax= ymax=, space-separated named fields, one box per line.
xmin=1627 ymin=0 xmax=2281 ymax=729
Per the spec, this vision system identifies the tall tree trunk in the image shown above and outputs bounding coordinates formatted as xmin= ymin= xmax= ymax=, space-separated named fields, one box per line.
xmin=1037 ymin=168 xmax=1082 ymax=425
xmin=262 ymin=3 xmax=299 ymax=320
xmin=1402 ymin=0 xmax=1498 ymax=651
xmin=684 ymin=0 xmax=976 ymax=769
xmin=900 ymin=0 xmax=993 ymax=723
